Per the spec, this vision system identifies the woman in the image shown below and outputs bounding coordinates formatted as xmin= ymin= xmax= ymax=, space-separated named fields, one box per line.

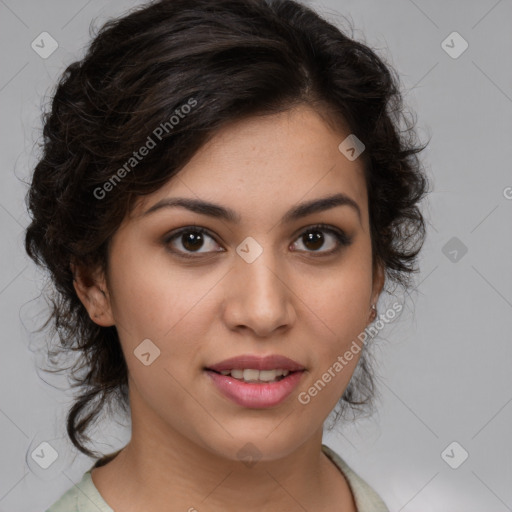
xmin=25 ymin=0 xmax=429 ymax=510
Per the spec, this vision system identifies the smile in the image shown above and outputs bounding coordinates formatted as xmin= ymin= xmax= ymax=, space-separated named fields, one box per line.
xmin=215 ymin=368 xmax=291 ymax=383
xmin=204 ymin=369 xmax=305 ymax=408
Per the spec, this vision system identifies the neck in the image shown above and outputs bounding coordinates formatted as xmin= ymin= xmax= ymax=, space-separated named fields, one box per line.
xmin=91 ymin=384 xmax=355 ymax=512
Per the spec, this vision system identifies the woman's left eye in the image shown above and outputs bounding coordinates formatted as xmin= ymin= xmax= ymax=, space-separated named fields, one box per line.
xmin=290 ymin=224 xmax=352 ymax=255
xmin=163 ymin=224 xmax=351 ymax=259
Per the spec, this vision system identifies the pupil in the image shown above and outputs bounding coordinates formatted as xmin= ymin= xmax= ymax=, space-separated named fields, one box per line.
xmin=181 ymin=230 xmax=325 ymax=252
xmin=304 ymin=231 xmax=323 ymax=251
xmin=183 ymin=231 xmax=203 ymax=251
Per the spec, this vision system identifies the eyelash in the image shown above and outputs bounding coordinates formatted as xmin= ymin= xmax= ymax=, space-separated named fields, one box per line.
xmin=163 ymin=223 xmax=352 ymax=260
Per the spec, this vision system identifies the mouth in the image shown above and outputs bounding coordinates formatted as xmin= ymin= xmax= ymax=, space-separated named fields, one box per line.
xmin=204 ymin=366 xmax=306 ymax=408
xmin=205 ymin=368 xmax=299 ymax=383
xmin=204 ymin=354 xmax=306 ymax=408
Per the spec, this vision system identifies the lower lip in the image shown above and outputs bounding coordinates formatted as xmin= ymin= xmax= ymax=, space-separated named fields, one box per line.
xmin=205 ymin=370 xmax=305 ymax=408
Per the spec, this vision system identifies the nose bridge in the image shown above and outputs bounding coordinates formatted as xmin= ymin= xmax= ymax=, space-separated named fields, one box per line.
xmin=237 ymin=239 xmax=285 ymax=301
xmin=226 ymin=237 xmax=293 ymax=334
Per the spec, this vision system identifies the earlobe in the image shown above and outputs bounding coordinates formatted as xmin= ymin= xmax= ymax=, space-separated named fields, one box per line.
xmin=70 ymin=261 xmax=115 ymax=327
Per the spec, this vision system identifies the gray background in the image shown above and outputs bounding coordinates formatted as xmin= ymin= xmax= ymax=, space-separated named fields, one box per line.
xmin=1 ymin=0 xmax=511 ymax=510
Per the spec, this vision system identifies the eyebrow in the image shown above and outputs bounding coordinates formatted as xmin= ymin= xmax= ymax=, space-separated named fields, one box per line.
xmin=142 ymin=192 xmax=362 ymax=225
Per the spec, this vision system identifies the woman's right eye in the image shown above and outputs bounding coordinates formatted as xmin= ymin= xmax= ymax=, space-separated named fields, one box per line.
xmin=163 ymin=227 xmax=224 ymax=258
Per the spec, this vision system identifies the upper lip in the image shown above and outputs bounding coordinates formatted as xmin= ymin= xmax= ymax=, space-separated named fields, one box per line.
xmin=206 ymin=354 xmax=305 ymax=372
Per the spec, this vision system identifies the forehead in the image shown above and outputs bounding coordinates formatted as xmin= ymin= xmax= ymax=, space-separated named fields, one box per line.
xmin=133 ymin=105 xmax=368 ymax=224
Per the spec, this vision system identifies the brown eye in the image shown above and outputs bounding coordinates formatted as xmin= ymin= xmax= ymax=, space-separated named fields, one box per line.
xmin=164 ymin=227 xmax=223 ymax=258
xmin=291 ymin=224 xmax=352 ymax=255
xmin=302 ymin=230 xmax=325 ymax=251
xmin=181 ymin=231 xmax=205 ymax=251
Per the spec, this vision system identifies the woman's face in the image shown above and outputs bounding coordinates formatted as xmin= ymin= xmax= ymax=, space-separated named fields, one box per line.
xmin=82 ymin=104 xmax=384 ymax=461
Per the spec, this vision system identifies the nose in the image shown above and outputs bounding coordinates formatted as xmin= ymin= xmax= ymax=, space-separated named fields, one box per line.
xmin=222 ymin=250 xmax=296 ymax=338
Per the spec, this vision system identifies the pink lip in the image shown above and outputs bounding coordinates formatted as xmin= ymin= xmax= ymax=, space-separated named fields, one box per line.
xmin=205 ymin=370 xmax=305 ymax=408
xmin=206 ymin=354 xmax=305 ymax=373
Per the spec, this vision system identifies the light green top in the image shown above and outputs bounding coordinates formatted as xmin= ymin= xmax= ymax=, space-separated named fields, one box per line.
xmin=45 ymin=444 xmax=389 ymax=511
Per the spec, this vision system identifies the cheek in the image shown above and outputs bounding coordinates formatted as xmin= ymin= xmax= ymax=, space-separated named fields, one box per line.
xmin=109 ymin=259 xmax=211 ymax=420
xmin=106 ymin=246 xmax=197 ymax=345
xmin=107 ymin=249 xmax=223 ymax=378
xmin=297 ymin=281 xmax=368 ymax=413
xmin=297 ymin=252 xmax=372 ymax=394
xmin=304 ymin=262 xmax=372 ymax=341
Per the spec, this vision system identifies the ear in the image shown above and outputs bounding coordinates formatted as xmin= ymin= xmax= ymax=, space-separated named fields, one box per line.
xmin=70 ymin=261 xmax=115 ymax=327
xmin=370 ymin=261 xmax=385 ymax=313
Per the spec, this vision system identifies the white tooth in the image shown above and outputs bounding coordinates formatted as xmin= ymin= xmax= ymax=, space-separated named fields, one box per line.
xmin=258 ymin=370 xmax=278 ymax=382
xmin=231 ymin=369 xmax=244 ymax=379
xmin=243 ymin=369 xmax=260 ymax=382
xmin=227 ymin=368 xmax=291 ymax=382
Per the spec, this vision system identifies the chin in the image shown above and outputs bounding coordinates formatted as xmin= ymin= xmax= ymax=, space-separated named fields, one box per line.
xmin=196 ymin=427 xmax=312 ymax=464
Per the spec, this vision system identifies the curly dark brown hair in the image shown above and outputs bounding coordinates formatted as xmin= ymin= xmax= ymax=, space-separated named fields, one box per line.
xmin=24 ymin=0 xmax=430 ymax=459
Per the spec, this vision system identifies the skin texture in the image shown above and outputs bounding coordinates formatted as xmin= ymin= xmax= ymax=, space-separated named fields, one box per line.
xmin=73 ymin=104 xmax=385 ymax=511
